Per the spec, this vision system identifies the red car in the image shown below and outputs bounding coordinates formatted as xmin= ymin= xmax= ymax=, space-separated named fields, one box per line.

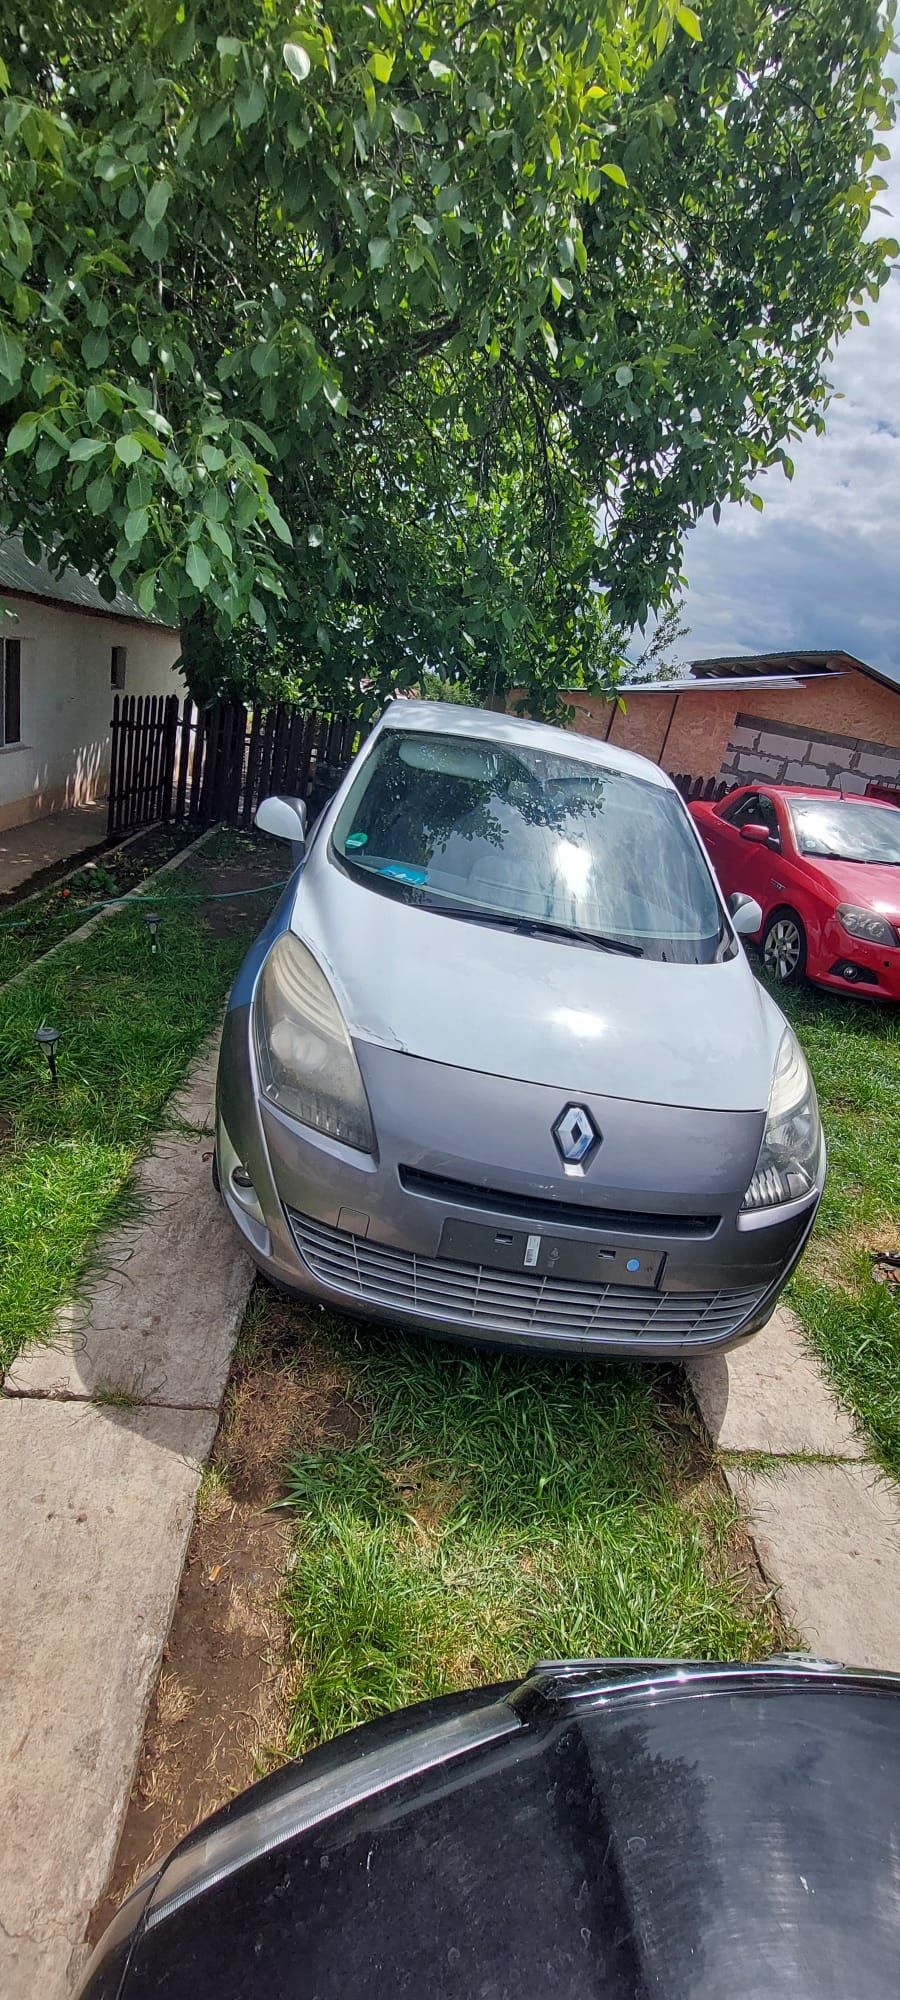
xmin=690 ymin=784 xmax=900 ymax=1000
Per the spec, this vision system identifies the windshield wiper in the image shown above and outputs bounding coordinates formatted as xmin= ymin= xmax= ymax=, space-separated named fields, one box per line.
xmin=428 ymin=902 xmax=644 ymax=957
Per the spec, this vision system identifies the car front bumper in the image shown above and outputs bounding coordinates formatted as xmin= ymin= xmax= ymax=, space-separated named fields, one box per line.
xmin=216 ymin=1003 xmax=824 ymax=1358
xmin=812 ymin=927 xmax=900 ymax=1001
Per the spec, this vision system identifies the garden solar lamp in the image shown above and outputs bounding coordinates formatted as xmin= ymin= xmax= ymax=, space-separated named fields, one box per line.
xmin=34 ymin=1023 xmax=60 ymax=1088
xmin=143 ymin=909 xmax=162 ymax=953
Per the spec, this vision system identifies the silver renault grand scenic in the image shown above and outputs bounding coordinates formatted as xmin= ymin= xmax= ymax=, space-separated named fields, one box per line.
xmin=215 ymin=701 xmax=824 ymax=1356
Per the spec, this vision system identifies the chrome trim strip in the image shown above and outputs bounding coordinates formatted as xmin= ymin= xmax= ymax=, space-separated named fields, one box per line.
xmin=147 ymin=1701 xmax=520 ymax=1930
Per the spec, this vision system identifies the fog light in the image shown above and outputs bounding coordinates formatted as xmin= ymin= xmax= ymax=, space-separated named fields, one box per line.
xmin=231 ymin=1163 xmax=254 ymax=1191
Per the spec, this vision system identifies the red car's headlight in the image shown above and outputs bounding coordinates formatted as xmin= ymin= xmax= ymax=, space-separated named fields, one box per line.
xmin=837 ymin=904 xmax=899 ymax=949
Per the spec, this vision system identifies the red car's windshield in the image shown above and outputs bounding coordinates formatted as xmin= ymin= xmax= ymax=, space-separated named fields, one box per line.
xmin=788 ymin=798 xmax=900 ymax=865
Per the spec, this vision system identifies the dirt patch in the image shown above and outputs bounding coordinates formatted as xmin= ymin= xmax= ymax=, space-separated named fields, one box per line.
xmin=194 ymin=847 xmax=287 ymax=941
xmin=805 ymin=1216 xmax=897 ymax=1291
xmin=90 ymin=1290 xmax=364 ymax=1942
xmin=654 ymin=1367 xmax=719 ymax=1500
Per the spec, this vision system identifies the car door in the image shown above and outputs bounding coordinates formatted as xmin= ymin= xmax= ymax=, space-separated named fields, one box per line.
xmin=707 ymin=790 xmax=781 ymax=907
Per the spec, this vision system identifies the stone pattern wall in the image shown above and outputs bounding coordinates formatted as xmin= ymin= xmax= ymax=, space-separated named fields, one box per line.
xmin=720 ymin=711 xmax=900 ymax=796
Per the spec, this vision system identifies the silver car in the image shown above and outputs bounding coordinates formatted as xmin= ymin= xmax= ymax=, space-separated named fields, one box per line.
xmin=215 ymin=702 xmax=825 ymax=1356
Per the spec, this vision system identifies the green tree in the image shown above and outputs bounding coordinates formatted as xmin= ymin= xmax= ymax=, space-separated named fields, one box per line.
xmin=627 ymin=601 xmax=690 ymax=683
xmin=0 ymin=1 xmax=895 ymax=706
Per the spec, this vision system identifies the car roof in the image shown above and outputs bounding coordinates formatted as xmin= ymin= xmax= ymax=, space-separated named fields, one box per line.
xmin=734 ymin=782 xmax=897 ymax=812
xmin=377 ymin=699 xmax=673 ymax=789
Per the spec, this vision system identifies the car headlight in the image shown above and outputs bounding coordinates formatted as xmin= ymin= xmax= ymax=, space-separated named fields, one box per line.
xmin=741 ymin=1027 xmax=821 ymax=1212
xmin=837 ymin=904 xmax=898 ymax=948
xmin=254 ymin=933 xmax=375 ymax=1153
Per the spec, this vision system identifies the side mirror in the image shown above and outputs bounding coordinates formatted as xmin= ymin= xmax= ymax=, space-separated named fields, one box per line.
xmin=728 ymin=891 xmax=763 ymax=937
xmin=739 ymin=822 xmax=771 ymax=845
xmin=255 ymin=794 xmax=308 ymax=863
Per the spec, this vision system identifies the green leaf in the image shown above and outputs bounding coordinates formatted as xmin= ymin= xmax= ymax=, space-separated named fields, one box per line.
xmin=136 ymin=571 xmax=158 ymax=614
xmin=390 ymin=103 xmax=423 ymax=135
xmin=200 ymin=442 xmax=227 ymax=470
xmin=675 ymin=5 xmax=703 ymax=40
xmin=206 ymin=518 xmax=232 ymax=560
xmin=114 ymin=434 xmax=143 ymax=465
xmin=368 ymin=50 xmax=393 ymax=84
xmin=86 ymin=472 xmax=113 ymax=513
xmin=131 ymin=335 xmax=151 ymax=367
xmin=615 ymin=363 xmax=633 ymax=387
xmin=145 ymin=179 xmax=171 ymax=226
xmin=6 ymin=410 xmax=39 ymax=455
xmin=21 ymin=525 xmax=41 ymax=562
xmin=283 ymin=42 xmax=311 ymax=84
xmin=369 ymin=236 xmax=391 ymax=269
xmin=749 ymin=490 xmax=764 ymax=512
xmin=428 ymin=58 xmax=452 ymax=80
xmin=124 ymin=506 xmax=149 ymax=544
xmin=68 ymin=437 xmax=107 ymax=462
xmin=186 ymin=541 xmax=211 ymax=589
xmin=600 ymin=162 xmax=628 ymax=189
xmin=235 ymin=80 xmax=266 ymax=129
xmin=82 ymin=328 xmax=110 ymax=368
xmin=265 ymin=494 xmax=293 ymax=543
xmin=0 ymin=324 xmax=25 ymax=385
xmin=251 ymin=340 xmax=277 ymax=378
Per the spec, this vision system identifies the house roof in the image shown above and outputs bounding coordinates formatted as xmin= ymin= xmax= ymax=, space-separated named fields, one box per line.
xmin=687 ymin=650 xmax=900 ymax=697
xmin=615 ymin=672 xmax=817 ymax=696
xmin=0 ymin=537 xmax=175 ymax=629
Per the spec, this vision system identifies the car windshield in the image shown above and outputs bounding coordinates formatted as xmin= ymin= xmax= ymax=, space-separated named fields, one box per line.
xmin=788 ymin=797 xmax=900 ymax=864
xmin=331 ymin=728 xmax=726 ymax=963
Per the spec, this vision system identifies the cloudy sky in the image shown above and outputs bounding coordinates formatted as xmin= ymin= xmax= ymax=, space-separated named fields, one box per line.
xmin=676 ymin=131 xmax=900 ymax=684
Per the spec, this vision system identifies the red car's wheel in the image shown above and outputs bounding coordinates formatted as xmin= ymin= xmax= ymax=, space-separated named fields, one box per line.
xmin=762 ymin=907 xmax=808 ymax=986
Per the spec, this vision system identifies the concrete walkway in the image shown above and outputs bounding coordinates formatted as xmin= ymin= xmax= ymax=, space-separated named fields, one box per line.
xmin=0 ymin=802 xmax=108 ymax=896
xmin=0 ymin=1038 xmax=255 ymax=1999
xmin=689 ymin=1305 xmax=900 ymax=1669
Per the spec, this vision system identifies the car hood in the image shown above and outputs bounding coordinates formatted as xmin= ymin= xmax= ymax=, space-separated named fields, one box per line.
xmin=804 ymin=855 xmax=900 ymax=917
xmin=290 ymin=853 xmax=783 ymax=1113
xmin=100 ymin=1663 xmax=900 ymax=2000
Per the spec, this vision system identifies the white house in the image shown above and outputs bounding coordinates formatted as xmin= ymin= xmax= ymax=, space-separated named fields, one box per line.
xmin=0 ymin=539 xmax=182 ymax=833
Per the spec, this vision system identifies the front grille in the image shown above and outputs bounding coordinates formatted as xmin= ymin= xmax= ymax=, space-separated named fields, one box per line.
xmin=398 ymin=1167 xmax=720 ymax=1238
xmin=286 ymin=1207 xmax=764 ymax=1346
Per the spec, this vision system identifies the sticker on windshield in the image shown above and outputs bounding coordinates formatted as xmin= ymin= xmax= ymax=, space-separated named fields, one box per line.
xmin=379 ymin=863 xmax=427 ymax=884
xmin=345 ymin=831 xmax=368 ymax=849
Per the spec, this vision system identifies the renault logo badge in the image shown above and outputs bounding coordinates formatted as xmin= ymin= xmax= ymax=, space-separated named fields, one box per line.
xmin=552 ymin=1104 xmax=600 ymax=1169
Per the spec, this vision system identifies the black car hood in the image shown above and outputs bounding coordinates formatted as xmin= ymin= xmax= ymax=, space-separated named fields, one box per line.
xmin=88 ymin=1661 xmax=900 ymax=2000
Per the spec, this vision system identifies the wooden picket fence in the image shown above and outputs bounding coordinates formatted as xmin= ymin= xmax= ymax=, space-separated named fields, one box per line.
xmin=670 ymin=771 xmax=730 ymax=804
xmin=107 ymin=693 xmax=364 ymax=838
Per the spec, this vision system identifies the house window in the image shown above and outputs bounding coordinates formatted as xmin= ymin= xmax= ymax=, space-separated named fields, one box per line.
xmin=1 ymin=638 xmax=21 ymax=747
xmin=110 ymin=645 xmax=127 ymax=690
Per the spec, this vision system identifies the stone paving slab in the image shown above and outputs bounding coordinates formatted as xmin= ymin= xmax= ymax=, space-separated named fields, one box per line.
xmin=0 ymin=1399 xmax=217 ymax=2000
xmin=6 ymin=1044 xmax=252 ymax=1412
xmin=688 ymin=1304 xmax=865 ymax=1460
xmin=167 ymin=1041 xmax=219 ymax=1131
xmin=0 ymin=802 xmax=108 ymax=896
xmin=727 ymin=1459 xmax=900 ymax=1671
xmin=7 ymin=1130 xmax=250 ymax=1409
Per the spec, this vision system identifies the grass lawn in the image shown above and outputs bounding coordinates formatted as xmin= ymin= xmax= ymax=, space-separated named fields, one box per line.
xmin=769 ymin=975 xmax=900 ymax=1479
xmin=272 ymin=1303 xmax=783 ymax=1754
xmin=0 ymin=834 xmax=280 ymax=1374
xmin=0 ymin=824 xmax=195 ymax=987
